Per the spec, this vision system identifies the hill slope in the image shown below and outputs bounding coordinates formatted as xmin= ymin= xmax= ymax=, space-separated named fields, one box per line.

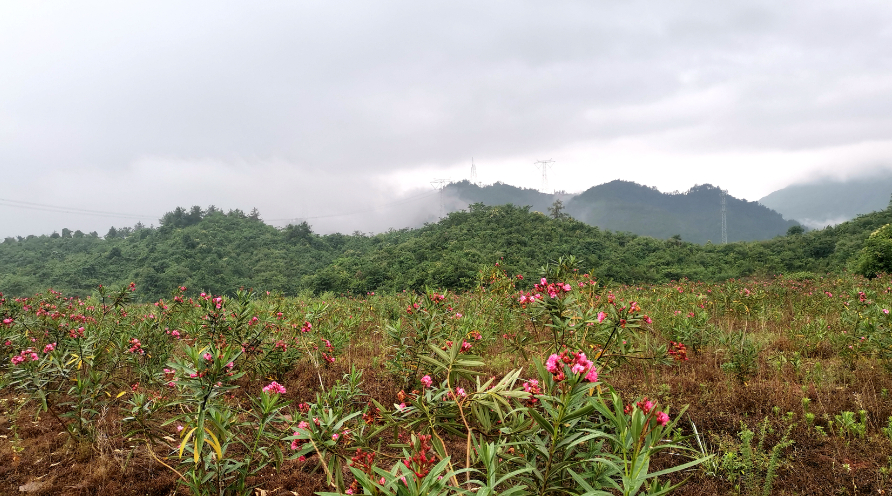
xmin=565 ymin=181 xmax=798 ymax=243
xmin=759 ymin=172 xmax=892 ymax=228
xmin=3 ymin=202 xmax=892 ymax=300
xmin=444 ymin=180 xmax=798 ymax=244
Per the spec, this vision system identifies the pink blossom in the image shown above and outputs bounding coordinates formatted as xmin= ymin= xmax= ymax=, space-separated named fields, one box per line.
xmin=203 ymin=353 xmax=213 ymax=361
xmin=43 ymin=343 xmax=56 ymax=353
xmin=177 ymin=425 xmax=184 ymax=432
xmin=397 ymin=402 xmax=406 ymax=410
xmin=456 ymin=387 xmax=466 ymax=398
xmin=655 ymin=411 xmax=670 ymax=426
xmin=545 ymin=354 xmax=561 ymax=373
xmin=263 ymin=381 xmax=287 ymax=394
xmin=597 ymin=312 xmax=607 ymax=323
xmin=297 ymin=421 xmax=309 ymax=430
xmin=584 ymin=366 xmax=598 ymax=382
xmin=420 ymin=375 xmax=432 ymax=388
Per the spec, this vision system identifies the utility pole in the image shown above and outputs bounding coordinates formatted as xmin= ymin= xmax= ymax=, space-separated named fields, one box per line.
xmin=431 ymin=179 xmax=449 ymax=219
xmin=721 ymin=189 xmax=728 ymax=244
xmin=470 ymin=158 xmax=478 ymax=185
xmin=534 ymin=159 xmax=555 ymax=193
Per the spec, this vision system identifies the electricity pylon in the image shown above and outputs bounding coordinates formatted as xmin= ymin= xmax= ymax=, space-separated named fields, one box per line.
xmin=431 ymin=178 xmax=449 ymax=219
xmin=721 ymin=189 xmax=728 ymax=244
xmin=534 ymin=159 xmax=555 ymax=193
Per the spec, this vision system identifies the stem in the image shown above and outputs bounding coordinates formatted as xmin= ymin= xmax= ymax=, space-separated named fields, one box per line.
xmin=145 ymin=442 xmax=186 ymax=481
xmin=537 ymin=389 xmax=569 ymax=496
xmin=309 ymin=437 xmax=335 ymax=488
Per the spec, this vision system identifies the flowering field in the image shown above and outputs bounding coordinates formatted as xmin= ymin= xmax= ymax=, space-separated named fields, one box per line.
xmin=3 ymin=264 xmax=892 ymax=495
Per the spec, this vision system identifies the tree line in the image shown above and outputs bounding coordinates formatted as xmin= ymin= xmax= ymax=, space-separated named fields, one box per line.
xmin=2 ymin=202 xmax=890 ymax=301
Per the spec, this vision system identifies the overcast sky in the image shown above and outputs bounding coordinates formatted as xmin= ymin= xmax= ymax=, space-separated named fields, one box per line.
xmin=2 ymin=1 xmax=892 ymax=237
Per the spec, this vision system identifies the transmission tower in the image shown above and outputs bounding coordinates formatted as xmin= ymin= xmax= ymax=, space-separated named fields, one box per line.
xmin=721 ymin=189 xmax=728 ymax=244
xmin=431 ymin=178 xmax=449 ymax=219
xmin=534 ymin=159 xmax=555 ymax=193
xmin=469 ymin=158 xmax=478 ymax=185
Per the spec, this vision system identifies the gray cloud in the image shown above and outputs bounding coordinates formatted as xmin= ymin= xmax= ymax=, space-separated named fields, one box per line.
xmin=2 ymin=1 xmax=892 ymax=237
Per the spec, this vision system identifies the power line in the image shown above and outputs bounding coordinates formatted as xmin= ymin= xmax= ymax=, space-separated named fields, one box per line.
xmin=266 ymin=189 xmax=441 ymax=223
xmin=0 ymin=188 xmax=443 ymax=227
xmin=0 ymin=198 xmax=157 ymax=220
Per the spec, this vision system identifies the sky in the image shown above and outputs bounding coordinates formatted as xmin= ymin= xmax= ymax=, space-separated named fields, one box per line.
xmin=2 ymin=1 xmax=892 ymax=237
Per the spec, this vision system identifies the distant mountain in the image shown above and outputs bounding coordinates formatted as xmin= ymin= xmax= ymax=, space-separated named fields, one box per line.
xmin=564 ymin=181 xmax=797 ymax=244
xmin=445 ymin=179 xmax=798 ymax=244
xmin=759 ymin=171 xmax=892 ymax=229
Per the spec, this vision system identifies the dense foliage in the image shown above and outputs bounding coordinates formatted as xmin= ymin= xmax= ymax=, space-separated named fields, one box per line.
xmin=2 ymin=202 xmax=892 ymax=301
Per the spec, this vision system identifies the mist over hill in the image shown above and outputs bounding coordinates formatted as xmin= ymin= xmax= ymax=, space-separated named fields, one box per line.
xmin=759 ymin=171 xmax=892 ymax=228
xmin=445 ymin=180 xmax=798 ymax=244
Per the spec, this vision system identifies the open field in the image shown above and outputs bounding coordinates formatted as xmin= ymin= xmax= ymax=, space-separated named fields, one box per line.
xmin=3 ymin=266 xmax=892 ymax=495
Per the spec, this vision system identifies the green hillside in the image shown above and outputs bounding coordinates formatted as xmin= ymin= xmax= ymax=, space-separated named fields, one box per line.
xmin=3 ymin=201 xmax=892 ymax=300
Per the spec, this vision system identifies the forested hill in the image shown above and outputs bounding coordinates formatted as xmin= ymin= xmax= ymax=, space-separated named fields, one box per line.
xmin=1 ymin=203 xmax=891 ymax=301
xmin=564 ymin=181 xmax=798 ymax=243
xmin=444 ymin=180 xmax=798 ymax=244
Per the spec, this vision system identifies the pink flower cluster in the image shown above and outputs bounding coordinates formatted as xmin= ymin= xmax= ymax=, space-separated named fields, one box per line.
xmin=523 ymin=379 xmax=542 ymax=405
xmin=534 ymin=278 xmax=572 ymax=299
xmin=517 ymin=291 xmax=543 ymax=306
xmin=545 ymin=350 xmax=598 ymax=383
xmin=10 ymin=348 xmax=38 ymax=365
xmin=291 ymin=420 xmax=310 ymax=450
xmin=43 ymin=342 xmax=56 ymax=353
xmin=127 ymin=338 xmax=145 ymax=355
xmin=624 ymin=397 xmax=670 ymax=426
xmin=263 ymin=381 xmax=287 ymax=394
xmin=667 ymin=341 xmax=688 ymax=361
xmin=420 ymin=375 xmax=432 ymax=388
